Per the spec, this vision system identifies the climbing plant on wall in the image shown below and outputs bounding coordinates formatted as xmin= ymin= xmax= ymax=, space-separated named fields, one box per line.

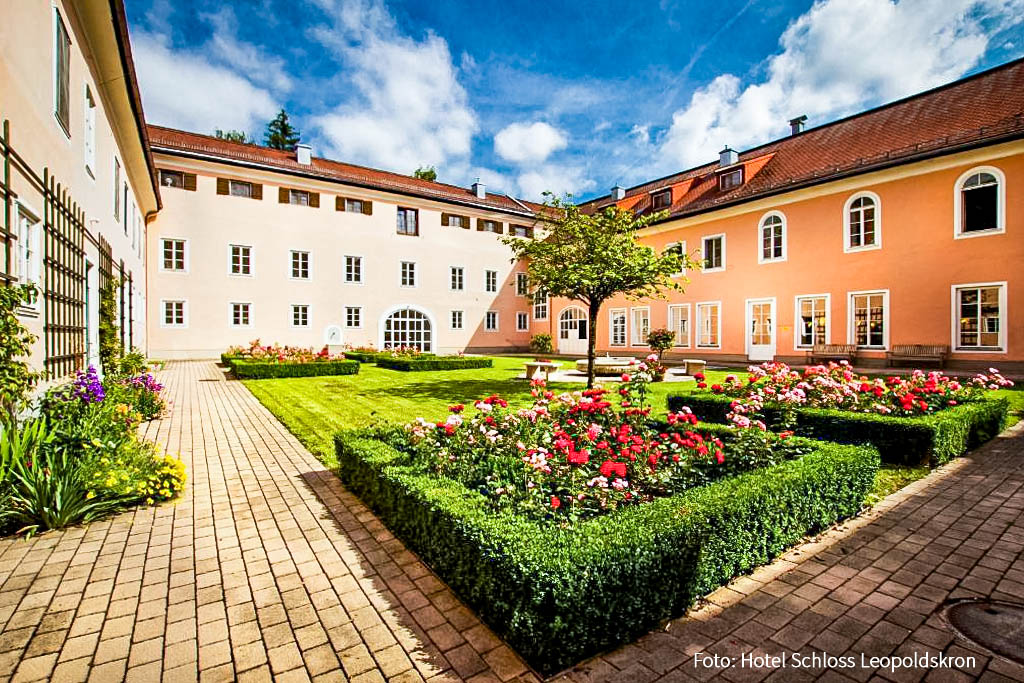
xmin=0 ymin=284 xmax=40 ymax=420
xmin=98 ymin=279 xmax=122 ymax=377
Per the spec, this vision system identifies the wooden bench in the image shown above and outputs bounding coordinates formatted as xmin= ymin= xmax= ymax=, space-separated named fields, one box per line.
xmin=806 ymin=343 xmax=857 ymax=365
xmin=886 ymin=344 xmax=949 ymax=368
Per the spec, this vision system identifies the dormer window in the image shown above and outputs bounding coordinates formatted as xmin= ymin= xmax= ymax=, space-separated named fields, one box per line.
xmin=651 ymin=189 xmax=672 ymax=210
xmin=718 ymin=167 xmax=743 ymax=191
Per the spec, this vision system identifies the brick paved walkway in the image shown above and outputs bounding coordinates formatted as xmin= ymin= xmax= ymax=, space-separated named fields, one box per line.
xmin=0 ymin=361 xmax=538 ymax=683
xmin=0 ymin=361 xmax=1021 ymax=683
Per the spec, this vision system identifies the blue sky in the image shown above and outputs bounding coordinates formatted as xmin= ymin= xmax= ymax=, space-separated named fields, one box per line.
xmin=126 ymin=0 xmax=1024 ymax=201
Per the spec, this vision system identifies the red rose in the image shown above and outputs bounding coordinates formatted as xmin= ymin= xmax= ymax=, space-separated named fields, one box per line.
xmin=550 ymin=496 xmax=561 ymax=509
xmin=696 ymin=382 xmax=707 ymax=389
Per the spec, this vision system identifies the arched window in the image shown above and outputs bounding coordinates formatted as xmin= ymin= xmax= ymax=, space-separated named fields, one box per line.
xmin=382 ymin=307 xmax=432 ymax=352
xmin=844 ymin=192 xmax=880 ymax=251
xmin=758 ymin=212 xmax=785 ymax=263
xmin=956 ymin=168 xmax=1004 ymax=236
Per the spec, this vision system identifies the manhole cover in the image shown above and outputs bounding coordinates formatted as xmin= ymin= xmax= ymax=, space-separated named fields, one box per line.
xmin=943 ymin=599 xmax=1024 ymax=664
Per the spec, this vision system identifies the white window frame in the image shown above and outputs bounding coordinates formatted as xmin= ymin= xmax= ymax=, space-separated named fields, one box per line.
xmin=629 ymin=306 xmax=650 ymax=346
xmin=533 ymin=289 xmax=548 ymax=321
xmin=84 ymin=85 xmax=96 ymax=175
xmin=664 ymin=240 xmax=687 ymax=277
xmin=793 ymin=293 xmax=831 ymax=349
xmin=701 ymin=234 xmax=726 ymax=273
xmin=400 ymin=261 xmax=417 ymax=288
xmin=485 ymin=269 xmax=498 ymax=293
xmin=609 ymin=308 xmax=627 ymax=347
xmin=847 ymin=289 xmax=890 ymax=350
xmin=450 ymin=310 xmax=464 ymax=330
xmin=52 ymin=8 xmax=71 ymax=139
xmin=843 ymin=191 xmax=882 ymax=253
xmin=290 ymin=304 xmax=310 ymax=328
xmin=290 ymin=250 xmax=311 ymax=280
xmin=345 ymin=306 xmax=362 ymax=329
xmin=344 ymin=198 xmax=365 ymax=213
xmin=344 ymin=254 xmax=363 ymax=284
xmin=160 ymin=238 xmax=188 ymax=273
xmin=229 ymin=180 xmax=253 ymax=198
xmin=757 ymin=211 xmax=787 ymax=264
xmin=950 ymin=281 xmax=1007 ymax=352
xmin=696 ymin=301 xmax=722 ymax=349
xmin=485 ymin=310 xmax=499 ymax=331
xmin=954 ymin=166 xmax=1006 ymax=239
xmin=515 ymin=272 xmax=529 ymax=296
xmin=230 ymin=302 xmax=253 ymax=328
xmin=229 ymin=244 xmax=253 ymax=277
xmin=160 ymin=299 xmax=188 ymax=328
xmin=450 ymin=265 xmax=465 ymax=291
xmin=14 ymin=201 xmax=42 ymax=312
xmin=667 ymin=303 xmax=691 ymax=348
xmin=289 ymin=189 xmax=310 ymax=206
xmin=516 ymin=311 xmax=529 ymax=331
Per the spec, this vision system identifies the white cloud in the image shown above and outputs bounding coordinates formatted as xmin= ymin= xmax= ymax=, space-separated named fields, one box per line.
xmin=494 ymin=122 xmax=568 ymax=164
xmin=201 ymin=8 xmax=293 ymax=93
xmin=131 ymin=32 xmax=280 ymax=134
xmin=516 ymin=165 xmax=595 ymax=201
xmin=658 ymin=0 xmax=1024 ymax=170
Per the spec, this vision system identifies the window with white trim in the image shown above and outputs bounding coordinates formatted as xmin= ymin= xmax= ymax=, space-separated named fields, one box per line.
xmin=533 ymin=289 xmax=548 ymax=320
xmin=955 ymin=284 xmax=1004 ymax=350
xmin=718 ymin=168 xmax=743 ymax=191
xmin=958 ymin=170 xmax=1002 ymax=235
xmin=345 ymin=198 xmax=364 ymax=213
xmin=231 ymin=303 xmax=251 ymax=327
xmin=630 ymin=307 xmax=650 ymax=346
xmin=697 ymin=303 xmax=720 ymax=348
xmin=652 ymin=189 xmax=671 ymax=210
xmin=668 ymin=304 xmax=690 ymax=348
xmin=846 ymin=194 xmax=879 ymax=250
xmin=230 ymin=180 xmax=253 ymax=198
xmin=516 ymin=312 xmax=529 ymax=331
xmin=345 ymin=306 xmax=361 ymax=328
xmin=451 ymin=310 xmax=464 ymax=330
xmin=113 ymin=159 xmax=121 ymax=220
xmin=289 ymin=189 xmax=310 ymax=206
xmin=383 ymin=308 xmax=431 ymax=351
xmin=161 ymin=239 xmax=186 ymax=271
xmin=291 ymin=304 xmax=309 ymax=327
xmin=450 ymin=266 xmax=464 ymax=291
xmin=163 ymin=300 xmax=186 ymax=327
xmin=158 ymin=169 xmax=184 ymax=188
xmin=400 ymin=261 xmax=416 ymax=287
xmin=54 ymin=10 xmax=70 ymax=134
xmin=291 ymin=251 xmax=310 ymax=279
xmin=702 ymin=235 xmax=725 ymax=272
xmin=796 ymin=295 xmax=828 ymax=348
xmin=15 ymin=205 xmax=41 ymax=308
xmin=344 ymin=255 xmax=362 ymax=283
xmin=610 ymin=308 xmax=627 ymax=346
xmin=480 ymin=220 xmax=501 ymax=233
xmin=485 ymin=311 xmax=498 ymax=331
xmin=84 ymin=86 xmax=96 ymax=173
xmin=664 ymin=241 xmax=686 ymax=276
xmin=759 ymin=213 xmax=785 ymax=262
xmin=516 ymin=272 xmax=528 ymax=296
xmin=230 ymin=245 xmax=251 ymax=275
xmin=485 ymin=270 xmax=497 ymax=293
xmin=397 ymin=207 xmax=418 ymax=235
xmin=850 ymin=292 xmax=887 ymax=348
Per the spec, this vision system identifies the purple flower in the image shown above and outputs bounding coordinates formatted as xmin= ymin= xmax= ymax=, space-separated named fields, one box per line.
xmin=70 ymin=366 xmax=105 ymax=403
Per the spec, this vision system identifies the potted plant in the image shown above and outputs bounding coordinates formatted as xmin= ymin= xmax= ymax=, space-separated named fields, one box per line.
xmin=646 ymin=328 xmax=675 ymax=380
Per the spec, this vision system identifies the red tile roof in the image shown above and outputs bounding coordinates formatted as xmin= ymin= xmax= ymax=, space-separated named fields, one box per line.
xmin=147 ymin=125 xmax=546 ymax=217
xmin=583 ymin=57 xmax=1024 ymax=220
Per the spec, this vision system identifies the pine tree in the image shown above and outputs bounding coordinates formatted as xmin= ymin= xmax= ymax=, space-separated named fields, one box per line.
xmin=264 ymin=110 xmax=301 ymax=150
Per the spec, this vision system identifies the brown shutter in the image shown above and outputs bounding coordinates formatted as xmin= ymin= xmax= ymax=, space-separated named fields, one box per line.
xmin=309 ymin=192 xmax=320 ymax=208
xmin=362 ymin=201 xmax=373 ymax=216
xmin=216 ymin=178 xmax=229 ymax=195
xmin=476 ymin=218 xmax=485 ymax=231
xmin=494 ymin=222 xmax=504 ymax=234
xmin=251 ymin=183 xmax=262 ymax=200
xmin=336 ymin=196 xmax=345 ymax=211
xmin=279 ymin=187 xmax=289 ymax=203
xmin=526 ymin=225 xmax=534 ymax=238
xmin=461 ymin=215 xmax=470 ymax=229
xmin=441 ymin=212 xmax=452 ymax=226
xmin=183 ymin=173 xmax=197 ymax=191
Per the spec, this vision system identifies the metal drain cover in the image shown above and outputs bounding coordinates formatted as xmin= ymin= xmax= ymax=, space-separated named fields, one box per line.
xmin=943 ymin=600 xmax=1024 ymax=664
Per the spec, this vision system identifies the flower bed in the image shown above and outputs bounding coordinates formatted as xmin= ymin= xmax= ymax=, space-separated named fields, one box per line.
xmin=667 ymin=362 xmax=1012 ymax=465
xmin=231 ymin=359 xmax=359 ymax=379
xmin=333 ymin=364 xmax=878 ymax=672
xmin=344 ymin=346 xmax=436 ymax=364
xmin=223 ymin=339 xmax=348 ymax=366
xmin=375 ymin=356 xmax=492 ymax=372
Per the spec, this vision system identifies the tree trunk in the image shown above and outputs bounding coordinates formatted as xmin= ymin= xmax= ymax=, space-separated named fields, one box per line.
xmin=586 ymin=300 xmax=600 ymax=389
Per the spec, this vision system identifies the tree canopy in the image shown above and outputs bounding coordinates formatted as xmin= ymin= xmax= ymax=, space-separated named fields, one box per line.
xmin=413 ymin=166 xmax=437 ymax=181
xmin=214 ymin=128 xmax=252 ymax=144
xmin=264 ymin=109 xmax=301 ymax=150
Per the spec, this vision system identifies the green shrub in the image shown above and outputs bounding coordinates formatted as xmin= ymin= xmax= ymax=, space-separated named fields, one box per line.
xmin=232 ymin=359 xmax=360 ymax=379
xmin=342 ymin=351 xmax=379 ymax=363
xmin=220 ymin=353 xmax=242 ymax=366
xmin=529 ymin=333 xmax=553 ymax=354
xmin=666 ymin=393 xmax=1008 ymax=466
xmin=375 ymin=357 xmax=493 ymax=372
xmin=335 ymin=429 xmax=878 ymax=674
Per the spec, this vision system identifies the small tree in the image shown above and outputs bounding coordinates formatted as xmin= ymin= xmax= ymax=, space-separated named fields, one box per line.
xmin=413 ymin=166 xmax=437 ymax=181
xmin=503 ymin=195 xmax=697 ymax=387
xmin=646 ymin=328 xmax=675 ymax=363
xmin=215 ymin=128 xmax=251 ymax=144
xmin=264 ymin=109 xmax=301 ymax=150
xmin=0 ymin=284 xmax=40 ymax=420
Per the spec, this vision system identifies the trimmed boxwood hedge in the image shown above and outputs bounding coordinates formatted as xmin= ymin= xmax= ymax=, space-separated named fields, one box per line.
xmin=334 ymin=428 xmax=878 ymax=675
xmin=231 ymin=359 xmax=360 ymax=379
xmin=666 ymin=392 xmax=1008 ymax=466
xmin=220 ymin=353 xmax=242 ymax=366
xmin=342 ymin=351 xmax=382 ymax=363
xmin=375 ymin=356 xmax=493 ymax=371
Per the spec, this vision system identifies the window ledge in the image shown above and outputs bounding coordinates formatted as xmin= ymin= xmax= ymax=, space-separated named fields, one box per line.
xmin=15 ymin=305 xmax=40 ymax=319
xmin=954 ymin=228 xmax=1005 ymax=240
xmin=844 ymin=244 xmax=881 ymax=253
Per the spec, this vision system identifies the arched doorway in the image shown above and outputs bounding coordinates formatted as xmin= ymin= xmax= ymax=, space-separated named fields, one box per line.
xmin=558 ymin=306 xmax=588 ymax=355
xmin=381 ymin=307 xmax=433 ymax=352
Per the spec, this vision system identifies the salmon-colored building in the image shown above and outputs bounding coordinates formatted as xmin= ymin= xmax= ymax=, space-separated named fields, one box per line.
xmin=536 ymin=59 xmax=1024 ymax=372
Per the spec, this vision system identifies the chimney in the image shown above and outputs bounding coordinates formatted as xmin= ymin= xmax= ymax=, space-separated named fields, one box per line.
xmin=296 ymin=143 xmax=312 ymax=165
xmin=789 ymin=115 xmax=807 ymax=135
xmin=719 ymin=146 xmax=738 ymax=167
xmin=471 ymin=178 xmax=486 ymax=199
xmin=611 ymin=185 xmax=625 ymax=200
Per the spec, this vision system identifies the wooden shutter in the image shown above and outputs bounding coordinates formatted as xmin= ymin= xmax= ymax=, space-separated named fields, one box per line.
xmin=216 ymin=178 xmax=229 ymax=195
xmin=309 ymin=192 xmax=320 ymax=208
xmin=493 ymin=222 xmax=504 ymax=234
xmin=279 ymin=187 xmax=289 ymax=203
xmin=183 ymin=173 xmax=197 ymax=191
xmin=251 ymin=183 xmax=262 ymax=200
xmin=336 ymin=196 xmax=345 ymax=211
xmin=441 ymin=212 xmax=452 ymax=226
xmin=362 ymin=201 xmax=373 ymax=216
xmin=476 ymin=218 xmax=485 ymax=231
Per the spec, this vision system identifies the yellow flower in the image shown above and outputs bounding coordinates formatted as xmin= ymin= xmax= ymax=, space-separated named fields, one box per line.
xmin=115 ymin=403 xmax=129 ymax=416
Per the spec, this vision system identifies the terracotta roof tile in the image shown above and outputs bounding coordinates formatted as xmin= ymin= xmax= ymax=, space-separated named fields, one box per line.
xmin=147 ymin=125 xmax=546 ymax=217
xmin=584 ymin=58 xmax=1024 ymax=219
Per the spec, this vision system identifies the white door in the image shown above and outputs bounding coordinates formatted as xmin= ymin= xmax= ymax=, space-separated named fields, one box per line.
xmin=558 ymin=307 xmax=589 ymax=354
xmin=746 ymin=298 xmax=775 ymax=361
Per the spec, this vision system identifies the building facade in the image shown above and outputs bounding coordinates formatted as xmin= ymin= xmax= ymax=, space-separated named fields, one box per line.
xmin=0 ymin=0 xmax=158 ymax=378
xmin=146 ymin=128 xmax=540 ymax=358
xmin=537 ymin=59 xmax=1024 ymax=372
